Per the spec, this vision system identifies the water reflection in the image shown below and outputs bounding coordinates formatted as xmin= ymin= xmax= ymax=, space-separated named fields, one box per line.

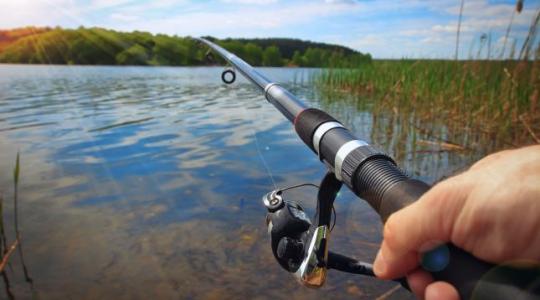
xmin=317 ymin=90 xmax=486 ymax=183
xmin=0 ymin=65 xmax=486 ymax=299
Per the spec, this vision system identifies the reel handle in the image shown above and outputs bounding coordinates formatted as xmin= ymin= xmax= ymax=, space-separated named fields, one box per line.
xmin=327 ymin=251 xmax=409 ymax=290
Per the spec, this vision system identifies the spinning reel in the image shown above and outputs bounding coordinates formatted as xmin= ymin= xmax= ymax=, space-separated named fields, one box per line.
xmin=263 ymin=172 xmax=408 ymax=288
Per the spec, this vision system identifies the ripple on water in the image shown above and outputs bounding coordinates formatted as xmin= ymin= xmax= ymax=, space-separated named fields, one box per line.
xmin=0 ymin=65 xmax=435 ymax=299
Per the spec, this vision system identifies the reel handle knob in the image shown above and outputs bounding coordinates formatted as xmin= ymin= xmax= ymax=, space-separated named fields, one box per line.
xmin=263 ymin=190 xmax=284 ymax=212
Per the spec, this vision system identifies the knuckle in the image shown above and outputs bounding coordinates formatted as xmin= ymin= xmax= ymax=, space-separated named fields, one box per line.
xmin=383 ymin=214 xmax=401 ymax=244
xmin=383 ymin=214 xmax=397 ymax=238
xmin=469 ymin=150 xmax=508 ymax=170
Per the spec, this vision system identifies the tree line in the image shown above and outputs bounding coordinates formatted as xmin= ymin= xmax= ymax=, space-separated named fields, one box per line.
xmin=0 ymin=27 xmax=371 ymax=67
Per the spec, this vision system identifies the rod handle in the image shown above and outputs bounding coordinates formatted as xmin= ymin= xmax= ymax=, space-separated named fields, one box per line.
xmin=354 ymin=164 xmax=540 ymax=300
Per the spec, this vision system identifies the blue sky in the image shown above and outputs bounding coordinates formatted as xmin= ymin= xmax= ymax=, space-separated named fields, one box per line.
xmin=0 ymin=0 xmax=538 ymax=58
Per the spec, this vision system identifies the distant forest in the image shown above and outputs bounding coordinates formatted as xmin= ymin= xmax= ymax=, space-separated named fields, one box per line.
xmin=0 ymin=27 xmax=371 ymax=67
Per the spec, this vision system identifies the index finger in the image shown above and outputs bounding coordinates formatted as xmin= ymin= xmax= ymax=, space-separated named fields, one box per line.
xmin=374 ymin=174 xmax=470 ymax=279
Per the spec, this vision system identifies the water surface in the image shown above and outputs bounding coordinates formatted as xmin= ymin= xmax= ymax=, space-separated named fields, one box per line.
xmin=0 ymin=65 xmax=478 ymax=299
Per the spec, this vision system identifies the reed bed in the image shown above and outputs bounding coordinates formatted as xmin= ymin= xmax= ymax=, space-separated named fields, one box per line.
xmin=318 ymin=58 xmax=539 ymax=152
xmin=319 ymin=3 xmax=539 ymax=153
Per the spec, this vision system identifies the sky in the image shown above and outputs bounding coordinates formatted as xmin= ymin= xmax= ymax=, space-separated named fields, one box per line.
xmin=0 ymin=0 xmax=538 ymax=59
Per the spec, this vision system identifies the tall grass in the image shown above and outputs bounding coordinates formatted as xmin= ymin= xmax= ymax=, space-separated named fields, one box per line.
xmin=318 ymin=5 xmax=540 ymax=153
xmin=455 ymin=0 xmax=465 ymax=60
xmin=318 ymin=59 xmax=539 ymax=151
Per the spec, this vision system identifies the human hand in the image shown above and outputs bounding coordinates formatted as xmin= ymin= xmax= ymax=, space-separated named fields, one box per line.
xmin=373 ymin=145 xmax=540 ymax=299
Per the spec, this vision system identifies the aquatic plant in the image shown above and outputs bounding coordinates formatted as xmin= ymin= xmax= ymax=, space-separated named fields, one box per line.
xmin=318 ymin=6 xmax=540 ymax=155
xmin=455 ymin=0 xmax=465 ymax=60
xmin=318 ymin=59 xmax=539 ymax=154
xmin=0 ymin=153 xmax=34 ymax=300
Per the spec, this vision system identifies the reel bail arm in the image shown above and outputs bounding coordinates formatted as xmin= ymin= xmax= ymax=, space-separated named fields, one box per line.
xmin=293 ymin=172 xmax=341 ymax=287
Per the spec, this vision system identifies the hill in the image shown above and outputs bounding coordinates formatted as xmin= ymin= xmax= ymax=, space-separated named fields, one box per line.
xmin=0 ymin=27 xmax=371 ymax=67
xmin=216 ymin=37 xmax=357 ymax=58
xmin=0 ymin=27 xmax=51 ymax=52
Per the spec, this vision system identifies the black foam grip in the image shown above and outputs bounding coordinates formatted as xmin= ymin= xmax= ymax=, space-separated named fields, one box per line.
xmin=377 ymin=178 xmax=428 ymax=222
xmin=353 ymin=161 xmax=540 ymax=300
xmin=294 ymin=108 xmax=338 ymax=152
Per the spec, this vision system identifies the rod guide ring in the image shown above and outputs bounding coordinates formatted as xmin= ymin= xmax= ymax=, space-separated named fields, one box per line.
xmin=221 ymin=69 xmax=236 ymax=84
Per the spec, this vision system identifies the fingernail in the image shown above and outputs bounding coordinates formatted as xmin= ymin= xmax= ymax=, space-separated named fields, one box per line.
xmin=373 ymin=249 xmax=387 ymax=276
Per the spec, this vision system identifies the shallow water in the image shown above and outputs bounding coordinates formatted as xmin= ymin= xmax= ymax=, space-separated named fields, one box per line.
xmin=0 ymin=65 xmax=480 ymax=299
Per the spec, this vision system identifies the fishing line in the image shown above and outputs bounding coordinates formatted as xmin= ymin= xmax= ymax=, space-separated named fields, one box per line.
xmin=232 ymin=81 xmax=338 ymax=230
xmin=232 ymin=86 xmax=278 ymax=190
xmin=279 ymin=183 xmax=319 ymax=192
xmin=253 ymin=130 xmax=278 ymax=190
xmin=278 ymin=182 xmax=337 ymax=232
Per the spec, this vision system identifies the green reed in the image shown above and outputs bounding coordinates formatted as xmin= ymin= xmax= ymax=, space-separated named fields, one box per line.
xmin=319 ymin=4 xmax=540 ymax=152
xmin=317 ymin=59 xmax=539 ymax=151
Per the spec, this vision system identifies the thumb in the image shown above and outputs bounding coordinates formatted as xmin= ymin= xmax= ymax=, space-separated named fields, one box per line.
xmin=374 ymin=174 xmax=470 ymax=279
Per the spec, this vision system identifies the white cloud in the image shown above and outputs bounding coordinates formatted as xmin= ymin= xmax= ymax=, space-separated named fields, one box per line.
xmin=110 ymin=13 xmax=140 ymax=22
xmin=0 ymin=0 xmax=85 ymax=28
xmin=444 ymin=0 xmax=537 ymax=30
xmin=350 ymin=34 xmax=383 ymax=48
xmin=106 ymin=1 xmax=358 ymax=36
xmin=220 ymin=0 xmax=278 ymax=4
xmin=89 ymin=0 xmax=135 ymax=10
xmin=388 ymin=0 xmax=539 ymax=58
xmin=324 ymin=0 xmax=356 ymax=4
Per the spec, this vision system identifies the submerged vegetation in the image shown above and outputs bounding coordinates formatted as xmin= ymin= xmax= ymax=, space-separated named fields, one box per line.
xmin=319 ymin=6 xmax=540 ymax=154
xmin=0 ymin=27 xmax=370 ymax=67
xmin=0 ymin=153 xmax=34 ymax=299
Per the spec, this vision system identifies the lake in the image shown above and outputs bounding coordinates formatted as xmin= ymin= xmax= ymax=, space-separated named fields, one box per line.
xmin=0 ymin=65 xmax=481 ymax=299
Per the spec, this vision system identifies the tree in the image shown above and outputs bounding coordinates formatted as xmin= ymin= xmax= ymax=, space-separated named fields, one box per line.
xmin=262 ymin=45 xmax=282 ymax=66
xmin=303 ymin=48 xmax=323 ymax=67
xmin=151 ymin=35 xmax=186 ymax=65
xmin=0 ymin=27 xmax=372 ymax=67
xmin=221 ymin=40 xmax=246 ymax=59
xmin=291 ymin=50 xmax=304 ymax=66
xmin=116 ymin=44 xmax=149 ymax=65
xmin=243 ymin=43 xmax=263 ymax=65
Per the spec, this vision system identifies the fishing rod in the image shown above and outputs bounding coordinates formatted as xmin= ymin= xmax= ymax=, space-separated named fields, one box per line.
xmin=196 ymin=37 xmax=539 ymax=299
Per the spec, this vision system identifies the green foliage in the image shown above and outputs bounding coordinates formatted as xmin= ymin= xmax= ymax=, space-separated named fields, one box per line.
xmin=292 ymin=50 xmax=303 ymax=66
xmin=0 ymin=27 xmax=371 ymax=67
xmin=220 ymin=37 xmax=358 ymax=58
xmin=242 ymin=43 xmax=263 ymax=65
xmin=303 ymin=48 xmax=323 ymax=67
xmin=262 ymin=46 xmax=282 ymax=66
xmin=116 ymin=44 xmax=149 ymax=65
xmin=318 ymin=59 xmax=540 ymax=148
